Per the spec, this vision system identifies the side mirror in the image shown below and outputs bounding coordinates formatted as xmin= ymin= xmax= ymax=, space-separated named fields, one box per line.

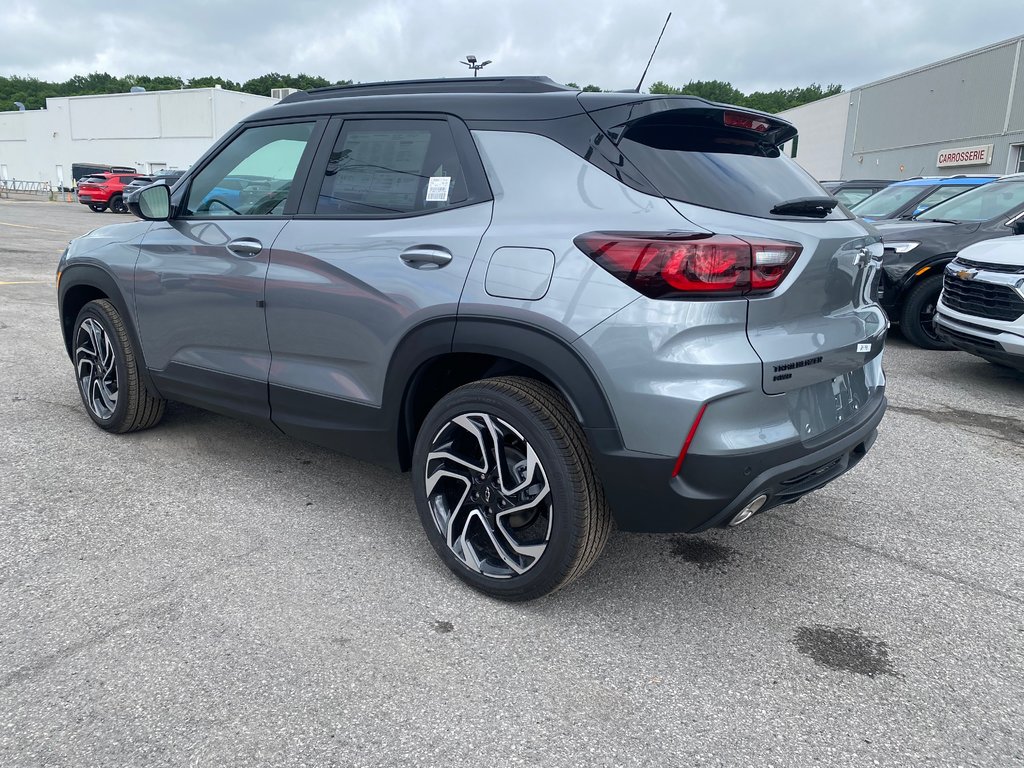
xmin=1012 ymin=218 xmax=1024 ymax=236
xmin=129 ymin=183 xmax=171 ymax=220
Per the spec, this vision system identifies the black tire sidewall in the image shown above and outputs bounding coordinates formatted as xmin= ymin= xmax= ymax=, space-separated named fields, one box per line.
xmin=110 ymin=195 xmax=125 ymax=214
xmin=411 ymin=383 xmax=585 ymax=600
xmin=73 ymin=302 xmax=131 ymax=430
xmin=900 ymin=274 xmax=951 ymax=350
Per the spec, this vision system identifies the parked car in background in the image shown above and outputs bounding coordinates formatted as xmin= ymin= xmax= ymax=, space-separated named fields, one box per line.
xmin=935 ymin=236 xmax=1024 ymax=371
xmin=821 ymin=179 xmax=895 ymax=208
xmin=123 ymin=169 xmax=186 ymax=206
xmin=850 ymin=175 xmax=998 ymax=222
xmin=874 ymin=173 xmax=1024 ymax=348
xmin=76 ymin=172 xmax=143 ymax=213
xmin=57 ymin=76 xmax=888 ymax=600
xmin=71 ymin=163 xmax=136 ymax=188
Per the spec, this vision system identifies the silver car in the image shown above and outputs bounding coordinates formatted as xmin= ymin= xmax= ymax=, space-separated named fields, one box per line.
xmin=56 ymin=77 xmax=888 ymax=600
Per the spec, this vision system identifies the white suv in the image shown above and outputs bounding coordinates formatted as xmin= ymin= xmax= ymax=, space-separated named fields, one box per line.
xmin=936 ymin=235 xmax=1024 ymax=371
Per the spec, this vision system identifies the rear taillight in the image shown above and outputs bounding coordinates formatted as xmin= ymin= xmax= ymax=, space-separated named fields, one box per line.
xmin=574 ymin=233 xmax=801 ymax=298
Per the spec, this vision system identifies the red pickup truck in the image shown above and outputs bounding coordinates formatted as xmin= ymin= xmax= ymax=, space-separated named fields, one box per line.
xmin=77 ymin=173 xmax=143 ymax=213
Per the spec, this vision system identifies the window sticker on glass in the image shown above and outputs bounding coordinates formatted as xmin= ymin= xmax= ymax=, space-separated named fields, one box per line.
xmin=426 ymin=176 xmax=451 ymax=202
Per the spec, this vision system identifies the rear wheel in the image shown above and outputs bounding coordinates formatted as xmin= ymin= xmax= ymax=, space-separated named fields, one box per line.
xmin=73 ymin=299 xmax=165 ymax=433
xmin=900 ymin=274 xmax=952 ymax=350
xmin=412 ymin=376 xmax=612 ymax=601
xmin=88 ymin=204 xmax=107 ymax=213
xmin=109 ymin=195 xmax=127 ymax=214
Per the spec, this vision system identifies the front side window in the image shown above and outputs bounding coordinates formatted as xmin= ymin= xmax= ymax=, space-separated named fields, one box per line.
xmin=315 ymin=119 xmax=468 ymax=216
xmin=185 ymin=122 xmax=314 ymax=217
xmin=850 ymin=185 xmax=921 ymax=218
xmin=913 ymin=185 xmax=972 ymax=214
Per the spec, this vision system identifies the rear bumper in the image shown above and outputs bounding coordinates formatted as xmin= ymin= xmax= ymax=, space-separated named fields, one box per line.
xmin=587 ymin=391 xmax=886 ymax=533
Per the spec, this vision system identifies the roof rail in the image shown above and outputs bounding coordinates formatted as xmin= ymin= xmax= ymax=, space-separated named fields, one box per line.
xmin=280 ymin=76 xmax=575 ymax=103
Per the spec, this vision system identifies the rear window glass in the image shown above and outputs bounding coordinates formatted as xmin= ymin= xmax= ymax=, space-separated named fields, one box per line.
xmin=617 ymin=118 xmax=846 ymax=220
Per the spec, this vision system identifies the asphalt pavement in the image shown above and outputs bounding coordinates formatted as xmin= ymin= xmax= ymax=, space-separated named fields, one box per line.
xmin=1 ymin=199 xmax=1022 ymax=767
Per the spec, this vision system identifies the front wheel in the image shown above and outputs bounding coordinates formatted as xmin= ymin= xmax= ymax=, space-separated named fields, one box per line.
xmin=900 ymin=274 xmax=953 ymax=350
xmin=412 ymin=376 xmax=612 ymax=601
xmin=73 ymin=299 xmax=165 ymax=433
xmin=109 ymin=195 xmax=127 ymax=214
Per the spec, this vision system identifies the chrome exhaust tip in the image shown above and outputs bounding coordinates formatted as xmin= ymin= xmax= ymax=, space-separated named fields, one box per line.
xmin=729 ymin=494 xmax=768 ymax=526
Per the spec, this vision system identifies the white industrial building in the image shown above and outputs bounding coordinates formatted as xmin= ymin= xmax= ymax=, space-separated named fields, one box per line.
xmin=0 ymin=87 xmax=278 ymax=187
xmin=781 ymin=34 xmax=1024 ymax=182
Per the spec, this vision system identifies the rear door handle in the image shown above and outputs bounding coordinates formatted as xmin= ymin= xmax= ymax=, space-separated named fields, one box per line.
xmin=227 ymin=238 xmax=263 ymax=258
xmin=400 ymin=246 xmax=452 ymax=269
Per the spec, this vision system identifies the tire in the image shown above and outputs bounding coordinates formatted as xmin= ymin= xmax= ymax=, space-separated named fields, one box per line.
xmin=412 ymin=376 xmax=612 ymax=601
xmin=72 ymin=299 xmax=165 ymax=433
xmin=109 ymin=195 xmax=127 ymax=214
xmin=899 ymin=274 xmax=953 ymax=350
xmin=89 ymin=203 xmax=107 ymax=213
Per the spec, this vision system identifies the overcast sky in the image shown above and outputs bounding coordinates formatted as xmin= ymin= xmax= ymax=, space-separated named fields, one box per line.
xmin=2 ymin=0 xmax=1022 ymax=94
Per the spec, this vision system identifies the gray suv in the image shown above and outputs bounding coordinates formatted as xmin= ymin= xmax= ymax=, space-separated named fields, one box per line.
xmin=57 ymin=77 xmax=888 ymax=600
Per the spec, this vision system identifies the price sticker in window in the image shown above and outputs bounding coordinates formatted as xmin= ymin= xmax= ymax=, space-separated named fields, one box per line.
xmin=425 ymin=176 xmax=451 ymax=202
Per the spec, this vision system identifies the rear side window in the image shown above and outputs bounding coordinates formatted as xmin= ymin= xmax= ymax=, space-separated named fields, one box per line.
xmin=315 ymin=119 xmax=468 ymax=216
xmin=617 ymin=116 xmax=846 ymax=220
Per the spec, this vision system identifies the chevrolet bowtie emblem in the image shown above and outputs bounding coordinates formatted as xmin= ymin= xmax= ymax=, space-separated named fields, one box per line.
xmin=956 ymin=269 xmax=977 ymax=281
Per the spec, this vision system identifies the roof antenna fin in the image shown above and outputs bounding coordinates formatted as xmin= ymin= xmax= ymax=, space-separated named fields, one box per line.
xmin=634 ymin=12 xmax=672 ymax=93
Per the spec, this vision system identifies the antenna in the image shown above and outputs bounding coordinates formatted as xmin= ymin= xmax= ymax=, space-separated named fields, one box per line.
xmin=634 ymin=12 xmax=672 ymax=93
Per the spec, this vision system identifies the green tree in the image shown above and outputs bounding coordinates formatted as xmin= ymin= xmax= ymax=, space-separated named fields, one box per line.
xmin=187 ymin=76 xmax=243 ymax=91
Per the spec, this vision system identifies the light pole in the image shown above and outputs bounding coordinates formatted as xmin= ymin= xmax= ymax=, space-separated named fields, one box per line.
xmin=459 ymin=55 xmax=492 ymax=77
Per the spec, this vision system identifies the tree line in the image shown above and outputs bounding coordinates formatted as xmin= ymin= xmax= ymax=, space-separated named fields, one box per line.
xmin=2 ymin=72 xmax=840 ymax=114
xmin=567 ymin=80 xmax=842 ymax=113
xmin=0 ymin=73 xmax=353 ymax=111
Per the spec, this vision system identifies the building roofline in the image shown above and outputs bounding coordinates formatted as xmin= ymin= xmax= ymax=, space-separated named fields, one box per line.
xmin=852 ymin=34 xmax=1024 ymax=92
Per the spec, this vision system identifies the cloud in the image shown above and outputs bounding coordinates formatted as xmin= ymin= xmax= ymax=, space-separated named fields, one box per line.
xmin=1 ymin=0 xmax=1021 ymax=94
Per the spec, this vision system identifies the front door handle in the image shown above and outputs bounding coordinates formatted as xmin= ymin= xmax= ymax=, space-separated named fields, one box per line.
xmin=400 ymin=246 xmax=452 ymax=269
xmin=227 ymin=238 xmax=263 ymax=258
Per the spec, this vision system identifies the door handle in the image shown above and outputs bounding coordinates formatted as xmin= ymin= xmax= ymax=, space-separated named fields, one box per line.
xmin=227 ymin=238 xmax=263 ymax=258
xmin=400 ymin=246 xmax=452 ymax=269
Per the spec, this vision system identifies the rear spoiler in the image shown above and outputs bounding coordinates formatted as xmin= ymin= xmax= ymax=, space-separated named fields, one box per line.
xmin=578 ymin=94 xmax=798 ymax=148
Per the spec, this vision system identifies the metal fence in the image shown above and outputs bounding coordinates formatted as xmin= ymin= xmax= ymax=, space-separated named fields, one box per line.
xmin=0 ymin=179 xmax=53 ymax=198
xmin=0 ymin=179 xmax=79 ymax=202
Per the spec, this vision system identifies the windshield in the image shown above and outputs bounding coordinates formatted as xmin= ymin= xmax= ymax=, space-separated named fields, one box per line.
xmin=850 ymin=185 xmax=922 ymax=218
xmin=917 ymin=180 xmax=1024 ymax=222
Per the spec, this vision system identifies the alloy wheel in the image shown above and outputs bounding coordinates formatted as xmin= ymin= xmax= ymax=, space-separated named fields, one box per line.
xmin=75 ymin=317 xmax=119 ymax=419
xmin=424 ymin=412 xmax=552 ymax=579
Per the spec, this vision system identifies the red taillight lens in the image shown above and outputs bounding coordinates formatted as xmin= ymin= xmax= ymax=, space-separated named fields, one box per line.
xmin=723 ymin=110 xmax=771 ymax=132
xmin=575 ymin=233 xmax=800 ymax=298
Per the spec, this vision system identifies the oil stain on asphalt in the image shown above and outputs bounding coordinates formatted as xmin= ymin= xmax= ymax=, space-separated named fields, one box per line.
xmin=669 ymin=535 xmax=738 ymax=571
xmin=432 ymin=620 xmax=454 ymax=634
xmin=793 ymin=624 xmax=899 ymax=678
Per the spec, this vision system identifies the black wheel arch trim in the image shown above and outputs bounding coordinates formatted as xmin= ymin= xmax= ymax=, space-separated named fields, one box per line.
xmin=58 ymin=264 xmax=161 ymax=395
xmin=384 ymin=315 xmax=622 ymax=471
